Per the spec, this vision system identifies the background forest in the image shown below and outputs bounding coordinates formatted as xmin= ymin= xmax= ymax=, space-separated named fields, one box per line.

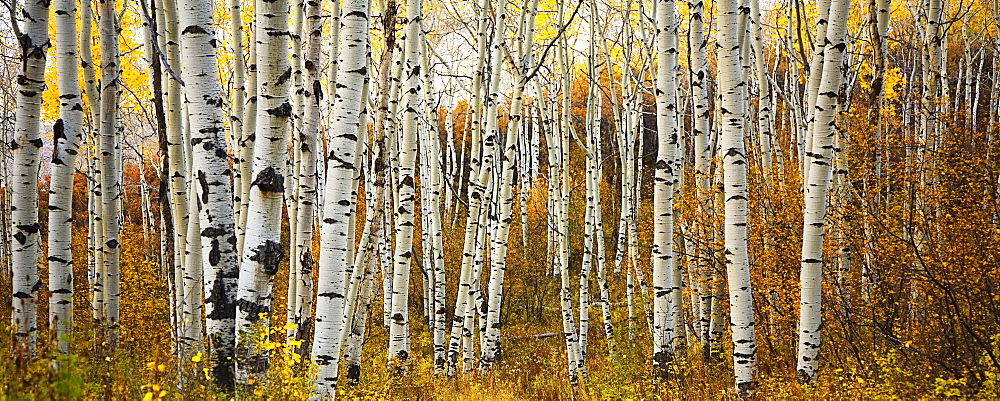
xmin=1 ymin=0 xmax=1000 ymax=397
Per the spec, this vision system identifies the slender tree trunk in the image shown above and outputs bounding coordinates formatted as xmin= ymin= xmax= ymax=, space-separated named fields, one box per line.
xmin=98 ymin=0 xmax=123 ymax=343
xmin=312 ymin=0 xmax=371 ymax=393
xmin=388 ymin=0 xmax=422 ymax=371
xmin=49 ymin=0 xmax=85 ymax=353
xmin=796 ymin=0 xmax=852 ymax=384
xmin=230 ymin=0 xmax=248 ymax=261
xmin=447 ymin=0 xmax=493 ymax=375
xmin=652 ymin=0 xmax=681 ymax=379
xmin=235 ymin=0 xmax=292 ymax=379
xmin=717 ymin=0 xmax=757 ymax=392
xmin=11 ymin=0 xmax=51 ymax=349
xmin=287 ymin=0 xmax=323 ymax=347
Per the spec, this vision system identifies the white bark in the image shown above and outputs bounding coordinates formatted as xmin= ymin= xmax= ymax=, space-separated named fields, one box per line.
xmin=49 ymin=0 xmax=84 ymax=352
xmin=447 ymin=0 xmax=493 ymax=375
xmin=418 ymin=28 xmax=448 ymax=373
xmin=231 ymin=0 xmax=249 ymax=261
xmin=388 ymin=0 xmax=422 ymax=370
xmin=802 ymin=0 xmax=833 ymax=179
xmin=98 ymin=0 xmax=123 ymax=341
xmin=312 ymin=0 xmax=370 ymax=393
xmin=717 ymin=0 xmax=757 ymax=391
xmin=235 ymin=0 xmax=292 ymax=378
xmin=652 ymin=0 xmax=680 ymax=378
xmin=178 ymin=0 xmax=240 ymax=384
xmin=287 ymin=0 xmax=323 ymax=345
xmin=796 ymin=0 xmax=852 ymax=383
xmin=10 ymin=0 xmax=50 ymax=347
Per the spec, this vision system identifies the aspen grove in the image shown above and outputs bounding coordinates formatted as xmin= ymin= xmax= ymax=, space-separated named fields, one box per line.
xmin=3 ymin=0 xmax=1000 ymax=397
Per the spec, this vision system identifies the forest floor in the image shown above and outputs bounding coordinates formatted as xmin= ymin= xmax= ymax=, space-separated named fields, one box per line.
xmin=0 ymin=317 xmax=956 ymax=400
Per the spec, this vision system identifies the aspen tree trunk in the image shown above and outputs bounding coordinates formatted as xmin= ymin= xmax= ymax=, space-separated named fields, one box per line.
xmin=920 ymin=0 xmax=942 ymax=158
xmin=465 ymin=208 xmax=489 ymax=371
xmin=750 ymin=0 xmax=773 ymax=175
xmin=237 ymin=29 xmax=258 ymax=261
xmin=341 ymin=124 xmax=384 ymax=378
xmin=341 ymin=70 xmax=388 ymax=383
xmin=287 ymin=0 xmax=323 ymax=346
xmin=591 ymin=91 xmax=613 ymax=358
xmin=11 ymin=0 xmax=51 ymax=348
xmin=417 ymin=27 xmax=448 ymax=373
xmin=578 ymin=0 xmax=599 ymax=365
xmin=88 ymin=151 xmax=106 ymax=322
xmin=236 ymin=0 xmax=292 ymax=379
xmin=178 ymin=0 xmax=240 ymax=385
xmin=382 ymin=49 xmax=404 ymax=328
xmin=555 ymin=8 xmax=582 ymax=384
xmin=0 ymin=149 xmax=7 ymax=319
xmin=159 ymin=0 xmax=190 ymax=346
xmin=796 ymin=0 xmax=852 ymax=384
xmin=652 ymin=0 xmax=680 ymax=378
xmin=182 ymin=189 xmax=205 ymax=349
xmin=312 ymin=0 xmax=370 ymax=393
xmin=802 ymin=0 xmax=832 ymax=180
xmin=286 ymin=0 xmax=304 ymax=315
xmin=447 ymin=0 xmax=493 ymax=375
xmin=344 ymin=254 xmax=375 ymax=383
xmin=687 ymin=0 xmax=714 ymax=354
xmin=388 ymin=0 xmax=422 ymax=370
xmin=230 ymin=0 xmax=248 ymax=259
xmin=156 ymin=0 xmax=180 ymax=353
xmin=49 ymin=0 xmax=84 ymax=352
xmin=717 ymin=0 xmax=757 ymax=392
xmin=98 ymin=0 xmax=124 ymax=341
xmin=145 ymin=0 xmax=177 ymax=352
xmin=370 ymin=0 xmax=399 ymax=331
xmin=481 ymin=0 xmax=539 ymax=369
xmin=79 ymin=0 xmax=103 ymax=323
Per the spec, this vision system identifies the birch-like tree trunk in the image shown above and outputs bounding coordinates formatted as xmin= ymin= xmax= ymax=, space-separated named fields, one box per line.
xmin=802 ymin=0 xmax=833 ymax=179
xmin=287 ymin=0 xmax=323 ymax=346
xmin=178 ymin=0 xmax=240 ymax=386
xmin=417 ymin=27 xmax=448 ymax=373
xmin=652 ymin=0 xmax=680 ymax=379
xmin=717 ymin=0 xmax=756 ymax=392
xmin=236 ymin=0 xmax=292 ymax=379
xmin=98 ymin=0 xmax=124 ymax=341
xmin=555 ymin=7 xmax=582 ymax=383
xmin=158 ymin=0 xmax=190 ymax=345
xmin=447 ymin=0 xmax=492 ymax=375
xmin=230 ymin=0 xmax=248 ymax=260
xmin=796 ymin=0 xmax=852 ymax=384
xmin=49 ymin=0 xmax=84 ymax=353
xmin=312 ymin=0 xmax=371 ymax=393
xmin=388 ymin=0 xmax=422 ymax=370
xmin=11 ymin=0 xmax=51 ymax=348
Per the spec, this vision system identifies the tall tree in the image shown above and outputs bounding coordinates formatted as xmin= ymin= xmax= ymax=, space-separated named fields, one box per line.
xmin=178 ymin=0 xmax=239 ymax=386
xmin=49 ymin=0 xmax=84 ymax=353
xmin=652 ymin=0 xmax=681 ymax=378
xmin=11 ymin=0 xmax=51 ymax=349
xmin=235 ymin=0 xmax=292 ymax=379
xmin=97 ymin=0 xmax=124 ymax=342
xmin=287 ymin=0 xmax=323 ymax=346
xmin=388 ymin=0 xmax=422 ymax=371
xmin=312 ymin=0 xmax=371 ymax=394
xmin=796 ymin=0 xmax=853 ymax=384
xmin=716 ymin=0 xmax=757 ymax=392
